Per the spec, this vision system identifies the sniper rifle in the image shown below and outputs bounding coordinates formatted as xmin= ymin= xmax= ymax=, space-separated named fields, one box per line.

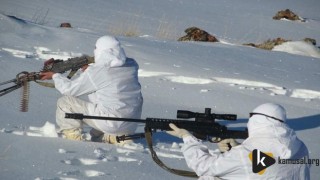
xmin=65 ymin=108 xmax=248 ymax=178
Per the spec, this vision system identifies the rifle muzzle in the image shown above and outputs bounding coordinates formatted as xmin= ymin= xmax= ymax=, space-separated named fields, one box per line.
xmin=65 ymin=113 xmax=84 ymax=120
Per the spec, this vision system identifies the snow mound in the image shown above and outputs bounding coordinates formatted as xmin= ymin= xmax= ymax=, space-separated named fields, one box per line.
xmin=29 ymin=121 xmax=58 ymax=137
xmin=273 ymin=41 xmax=320 ymax=59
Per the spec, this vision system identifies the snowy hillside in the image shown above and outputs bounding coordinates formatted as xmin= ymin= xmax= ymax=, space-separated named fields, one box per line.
xmin=0 ymin=0 xmax=319 ymax=180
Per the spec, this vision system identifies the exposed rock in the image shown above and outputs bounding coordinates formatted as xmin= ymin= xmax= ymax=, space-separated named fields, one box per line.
xmin=60 ymin=23 xmax=72 ymax=28
xmin=243 ymin=38 xmax=289 ymax=50
xmin=178 ymin=27 xmax=218 ymax=42
xmin=273 ymin=9 xmax=302 ymax=21
xmin=303 ymin=38 xmax=316 ymax=46
xmin=244 ymin=37 xmax=318 ymax=51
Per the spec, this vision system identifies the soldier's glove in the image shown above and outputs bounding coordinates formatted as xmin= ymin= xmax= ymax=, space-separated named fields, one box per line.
xmin=217 ymin=138 xmax=239 ymax=153
xmin=166 ymin=123 xmax=191 ymax=138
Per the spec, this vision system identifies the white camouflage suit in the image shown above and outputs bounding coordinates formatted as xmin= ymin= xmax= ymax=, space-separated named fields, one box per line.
xmin=52 ymin=36 xmax=143 ymax=136
xmin=181 ymin=103 xmax=310 ymax=180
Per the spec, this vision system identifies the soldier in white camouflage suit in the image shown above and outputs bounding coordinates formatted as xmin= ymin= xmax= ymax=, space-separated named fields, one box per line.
xmin=167 ymin=103 xmax=310 ymax=179
xmin=40 ymin=36 xmax=143 ymax=144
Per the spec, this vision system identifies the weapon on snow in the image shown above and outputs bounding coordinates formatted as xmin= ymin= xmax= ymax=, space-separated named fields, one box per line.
xmin=65 ymin=108 xmax=248 ymax=178
xmin=0 ymin=55 xmax=94 ymax=112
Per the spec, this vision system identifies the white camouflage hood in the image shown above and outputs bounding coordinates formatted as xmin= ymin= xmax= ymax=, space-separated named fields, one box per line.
xmin=246 ymin=103 xmax=302 ymax=158
xmin=93 ymin=36 xmax=126 ymax=67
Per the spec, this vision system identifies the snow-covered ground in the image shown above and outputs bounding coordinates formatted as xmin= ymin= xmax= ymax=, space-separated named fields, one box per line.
xmin=0 ymin=0 xmax=319 ymax=179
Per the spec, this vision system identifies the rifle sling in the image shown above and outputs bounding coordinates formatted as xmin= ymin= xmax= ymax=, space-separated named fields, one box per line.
xmin=144 ymin=130 xmax=198 ymax=178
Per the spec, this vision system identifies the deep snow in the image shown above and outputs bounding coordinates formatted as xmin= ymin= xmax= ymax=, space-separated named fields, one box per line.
xmin=0 ymin=0 xmax=319 ymax=179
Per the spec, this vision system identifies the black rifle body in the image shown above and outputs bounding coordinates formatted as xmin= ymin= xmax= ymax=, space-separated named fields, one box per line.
xmin=65 ymin=113 xmax=248 ymax=140
xmin=42 ymin=55 xmax=94 ymax=74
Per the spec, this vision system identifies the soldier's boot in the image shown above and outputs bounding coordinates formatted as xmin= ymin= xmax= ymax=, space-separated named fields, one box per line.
xmin=62 ymin=128 xmax=84 ymax=141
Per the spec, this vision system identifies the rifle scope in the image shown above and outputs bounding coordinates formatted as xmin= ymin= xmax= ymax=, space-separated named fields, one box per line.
xmin=177 ymin=108 xmax=237 ymax=121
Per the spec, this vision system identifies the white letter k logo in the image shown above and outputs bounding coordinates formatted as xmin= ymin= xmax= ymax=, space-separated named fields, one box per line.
xmin=257 ymin=150 xmax=266 ymax=166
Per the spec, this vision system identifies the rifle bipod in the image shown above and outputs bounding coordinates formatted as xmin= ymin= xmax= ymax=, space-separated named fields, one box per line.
xmin=0 ymin=71 xmax=41 ymax=112
xmin=116 ymin=133 xmax=146 ymax=142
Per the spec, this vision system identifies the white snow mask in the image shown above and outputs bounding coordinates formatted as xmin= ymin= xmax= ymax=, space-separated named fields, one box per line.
xmin=247 ymin=103 xmax=287 ymax=135
xmin=94 ymin=36 xmax=126 ymax=67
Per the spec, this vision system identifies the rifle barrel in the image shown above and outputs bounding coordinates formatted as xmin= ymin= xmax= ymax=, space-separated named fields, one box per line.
xmin=0 ymin=84 xmax=22 ymax=96
xmin=65 ymin=113 xmax=146 ymax=123
xmin=0 ymin=78 xmax=17 ymax=86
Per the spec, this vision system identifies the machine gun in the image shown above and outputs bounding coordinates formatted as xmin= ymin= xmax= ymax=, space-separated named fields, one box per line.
xmin=65 ymin=108 xmax=248 ymax=178
xmin=0 ymin=55 xmax=94 ymax=112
